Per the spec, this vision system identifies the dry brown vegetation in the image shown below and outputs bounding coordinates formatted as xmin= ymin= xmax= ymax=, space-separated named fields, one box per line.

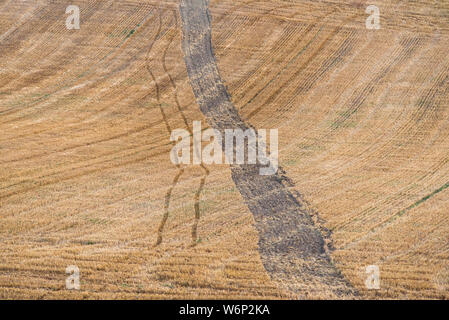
xmin=0 ymin=0 xmax=448 ymax=299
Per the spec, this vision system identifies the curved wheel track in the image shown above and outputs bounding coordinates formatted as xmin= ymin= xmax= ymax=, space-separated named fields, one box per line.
xmin=179 ymin=0 xmax=357 ymax=299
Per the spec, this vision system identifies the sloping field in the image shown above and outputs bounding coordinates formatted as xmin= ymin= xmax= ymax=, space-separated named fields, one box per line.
xmin=0 ymin=0 xmax=448 ymax=299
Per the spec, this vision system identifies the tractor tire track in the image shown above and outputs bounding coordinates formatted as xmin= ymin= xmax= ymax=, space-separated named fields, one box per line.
xmin=179 ymin=0 xmax=357 ymax=298
xmin=155 ymin=8 xmax=210 ymax=246
xmin=161 ymin=10 xmax=210 ymax=246
xmin=144 ymin=7 xmax=185 ymax=247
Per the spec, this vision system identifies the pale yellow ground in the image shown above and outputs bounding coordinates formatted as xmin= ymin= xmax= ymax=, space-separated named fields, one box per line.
xmin=0 ymin=0 xmax=448 ymax=299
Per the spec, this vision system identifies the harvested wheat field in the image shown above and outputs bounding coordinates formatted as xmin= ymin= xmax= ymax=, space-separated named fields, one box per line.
xmin=0 ymin=0 xmax=448 ymax=300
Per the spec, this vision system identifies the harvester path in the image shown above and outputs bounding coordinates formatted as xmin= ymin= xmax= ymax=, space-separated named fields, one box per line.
xmin=179 ymin=0 xmax=357 ymax=298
